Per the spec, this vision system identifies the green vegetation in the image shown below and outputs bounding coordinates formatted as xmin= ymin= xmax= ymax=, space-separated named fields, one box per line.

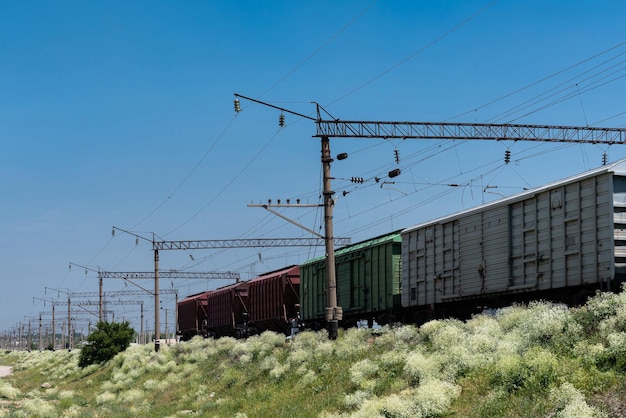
xmin=1 ymin=288 xmax=626 ymax=417
xmin=78 ymin=321 xmax=134 ymax=368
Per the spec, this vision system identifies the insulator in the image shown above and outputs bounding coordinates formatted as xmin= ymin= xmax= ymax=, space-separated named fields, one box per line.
xmin=351 ymin=177 xmax=364 ymax=184
xmin=388 ymin=168 xmax=401 ymax=178
xmin=602 ymin=152 xmax=608 ymax=165
xmin=504 ymin=149 xmax=511 ymax=164
xmin=279 ymin=113 xmax=285 ymax=127
xmin=336 ymin=152 xmax=348 ymax=160
xmin=394 ymin=148 xmax=400 ymax=164
xmin=234 ymin=98 xmax=241 ymax=113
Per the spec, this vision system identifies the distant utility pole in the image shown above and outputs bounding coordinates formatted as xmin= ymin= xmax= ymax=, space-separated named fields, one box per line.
xmin=69 ymin=262 xmax=234 ymax=334
xmin=34 ymin=296 xmax=56 ymax=350
xmin=45 ymin=287 xmax=73 ymax=350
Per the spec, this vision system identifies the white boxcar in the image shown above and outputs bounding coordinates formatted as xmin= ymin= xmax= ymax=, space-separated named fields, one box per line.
xmin=401 ymin=159 xmax=626 ymax=310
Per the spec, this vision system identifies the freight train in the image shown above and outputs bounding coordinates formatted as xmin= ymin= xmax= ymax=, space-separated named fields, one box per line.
xmin=177 ymin=265 xmax=300 ymax=340
xmin=177 ymin=159 xmax=626 ymax=339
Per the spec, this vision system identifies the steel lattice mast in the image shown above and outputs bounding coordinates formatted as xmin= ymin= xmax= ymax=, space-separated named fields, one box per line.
xmin=68 ymin=289 xmax=178 ymax=298
xmin=315 ymin=120 xmax=626 ymax=143
xmin=152 ymin=237 xmax=350 ymax=250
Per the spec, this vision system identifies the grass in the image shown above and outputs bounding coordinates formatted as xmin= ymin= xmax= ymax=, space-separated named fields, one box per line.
xmin=2 ymin=288 xmax=626 ymax=417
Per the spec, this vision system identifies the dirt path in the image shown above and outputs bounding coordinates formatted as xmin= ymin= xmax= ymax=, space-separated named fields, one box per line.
xmin=0 ymin=366 xmax=13 ymax=377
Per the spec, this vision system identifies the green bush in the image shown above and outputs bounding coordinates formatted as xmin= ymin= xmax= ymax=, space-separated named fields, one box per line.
xmin=572 ymin=290 xmax=621 ymax=335
xmin=78 ymin=321 xmax=135 ymax=368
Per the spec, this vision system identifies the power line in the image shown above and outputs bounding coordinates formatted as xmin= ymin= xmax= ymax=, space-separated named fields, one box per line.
xmin=257 ymin=0 xmax=378 ymax=98
xmin=164 ymin=128 xmax=283 ymax=236
xmin=130 ymin=114 xmax=239 ymax=230
xmin=328 ymin=0 xmax=498 ymax=106
xmin=493 ymin=59 xmax=626 ymax=123
xmin=447 ymin=42 xmax=626 ymax=121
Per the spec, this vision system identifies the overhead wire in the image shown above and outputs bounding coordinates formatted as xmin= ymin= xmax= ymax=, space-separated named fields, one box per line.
xmin=327 ymin=0 xmax=499 ymax=106
xmin=257 ymin=0 xmax=378 ymax=99
xmin=492 ymin=57 xmax=626 ymax=123
xmin=594 ymin=110 xmax=626 ymax=125
xmin=156 ymin=1 xmax=379 ymax=241
xmin=386 ymin=44 xmax=626 ymax=228
xmin=447 ymin=42 xmax=626 ymax=121
xmin=168 ymin=0 xmax=380 ymax=240
xmin=367 ymin=44 xmax=626 ymax=213
xmin=509 ymin=71 xmax=626 ymax=123
xmin=330 ymin=128 xmax=595 ymax=240
xmin=163 ymin=128 xmax=283 ymax=236
xmin=99 ymin=1 xmax=501 ymax=281
xmin=130 ymin=114 xmax=240 ymax=230
xmin=80 ymin=0 xmax=379 ymax=283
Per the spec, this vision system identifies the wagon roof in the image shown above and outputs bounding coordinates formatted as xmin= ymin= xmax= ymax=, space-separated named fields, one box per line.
xmin=211 ymin=280 xmax=249 ymax=293
xmin=179 ymin=290 xmax=211 ymax=302
xmin=402 ymin=158 xmax=626 ymax=234
xmin=249 ymin=265 xmax=299 ymax=282
xmin=301 ymin=230 xmax=402 ymax=265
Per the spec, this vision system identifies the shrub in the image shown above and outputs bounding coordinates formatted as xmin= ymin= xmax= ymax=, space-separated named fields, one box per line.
xmin=549 ymin=382 xmax=606 ymax=418
xmin=349 ymin=358 xmax=380 ymax=392
xmin=0 ymin=381 xmax=21 ymax=399
xmin=78 ymin=321 xmax=135 ymax=368
xmin=12 ymin=398 xmax=56 ymax=417
xmin=596 ymin=332 xmax=626 ymax=372
xmin=413 ymin=379 xmax=461 ymax=416
xmin=497 ymin=301 xmax=570 ymax=348
xmin=573 ymin=290 xmax=622 ymax=335
xmin=404 ymin=351 xmax=441 ymax=386
xmin=489 ymin=347 xmax=558 ymax=393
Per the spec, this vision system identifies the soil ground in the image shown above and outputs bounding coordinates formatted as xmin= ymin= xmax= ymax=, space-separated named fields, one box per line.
xmin=0 ymin=365 xmax=13 ymax=377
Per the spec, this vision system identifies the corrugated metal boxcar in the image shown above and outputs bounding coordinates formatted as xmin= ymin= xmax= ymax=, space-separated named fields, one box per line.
xmin=177 ymin=291 xmax=210 ymax=340
xmin=401 ymin=160 xmax=626 ymax=319
xmin=300 ymin=231 xmax=402 ymax=327
xmin=205 ymin=282 xmax=249 ymax=338
xmin=247 ymin=265 xmax=300 ymax=335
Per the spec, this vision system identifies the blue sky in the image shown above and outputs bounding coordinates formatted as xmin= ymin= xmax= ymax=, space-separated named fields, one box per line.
xmin=2 ymin=0 xmax=626 ymax=335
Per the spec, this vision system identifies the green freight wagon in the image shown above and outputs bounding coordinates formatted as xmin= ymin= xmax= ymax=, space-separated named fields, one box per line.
xmin=300 ymin=231 xmax=402 ymax=328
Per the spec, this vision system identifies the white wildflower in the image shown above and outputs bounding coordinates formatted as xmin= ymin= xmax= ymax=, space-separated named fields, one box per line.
xmin=404 ymin=351 xmax=440 ymax=385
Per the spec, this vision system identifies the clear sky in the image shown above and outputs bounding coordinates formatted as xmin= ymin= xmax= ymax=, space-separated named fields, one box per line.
xmin=2 ymin=0 xmax=626 ymax=335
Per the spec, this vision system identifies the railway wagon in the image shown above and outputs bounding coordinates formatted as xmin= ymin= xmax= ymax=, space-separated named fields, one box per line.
xmin=204 ymin=281 xmax=250 ymax=338
xmin=401 ymin=159 xmax=626 ymax=320
xmin=247 ymin=265 xmax=300 ymax=335
xmin=300 ymin=231 xmax=402 ymax=327
xmin=177 ymin=291 xmax=211 ymax=341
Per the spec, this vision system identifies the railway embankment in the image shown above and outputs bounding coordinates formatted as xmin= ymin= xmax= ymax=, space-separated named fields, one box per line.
xmin=1 ymin=288 xmax=626 ymax=416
